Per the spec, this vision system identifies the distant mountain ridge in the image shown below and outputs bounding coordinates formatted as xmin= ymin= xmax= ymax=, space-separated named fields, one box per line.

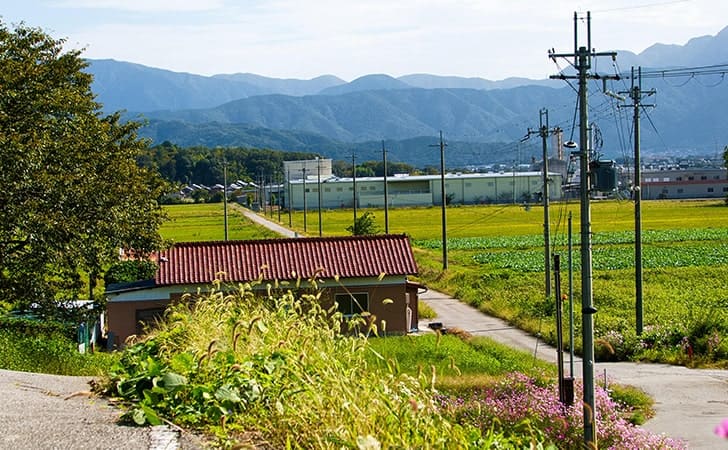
xmin=85 ymin=25 xmax=728 ymax=163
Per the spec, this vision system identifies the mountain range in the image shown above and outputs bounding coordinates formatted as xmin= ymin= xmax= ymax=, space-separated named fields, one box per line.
xmin=86 ymin=26 xmax=728 ymax=167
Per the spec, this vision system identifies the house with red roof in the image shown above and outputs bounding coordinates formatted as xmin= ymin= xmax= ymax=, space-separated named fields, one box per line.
xmin=105 ymin=234 xmax=421 ymax=347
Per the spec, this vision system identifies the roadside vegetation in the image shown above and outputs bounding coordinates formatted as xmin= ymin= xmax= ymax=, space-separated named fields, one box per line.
xmin=0 ymin=317 xmax=117 ymax=376
xmin=101 ymin=284 xmax=680 ymax=449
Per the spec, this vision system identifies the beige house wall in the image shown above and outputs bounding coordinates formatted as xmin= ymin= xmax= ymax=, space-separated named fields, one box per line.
xmin=107 ymin=277 xmax=418 ymax=346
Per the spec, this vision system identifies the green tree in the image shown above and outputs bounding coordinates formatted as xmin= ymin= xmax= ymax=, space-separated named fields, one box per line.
xmin=0 ymin=22 xmax=169 ymax=313
xmin=346 ymin=212 xmax=381 ymax=236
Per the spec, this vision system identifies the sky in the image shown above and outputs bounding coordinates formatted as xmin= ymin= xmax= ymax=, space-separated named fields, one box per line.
xmin=3 ymin=0 xmax=728 ymax=81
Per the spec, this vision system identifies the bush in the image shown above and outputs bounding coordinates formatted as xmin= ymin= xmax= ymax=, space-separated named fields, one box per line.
xmin=104 ymin=260 xmax=158 ymax=285
xmin=0 ymin=325 xmax=116 ymax=376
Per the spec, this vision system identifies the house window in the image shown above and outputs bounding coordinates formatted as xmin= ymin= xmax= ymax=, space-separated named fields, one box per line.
xmin=688 ymin=176 xmax=694 ymax=181
xmin=335 ymin=293 xmax=369 ymax=316
xmin=708 ymin=188 xmax=714 ymax=193
xmin=663 ymin=177 xmax=670 ymax=182
xmin=661 ymin=189 xmax=669 ymax=194
xmin=324 ymin=188 xmax=331 ymax=192
xmin=305 ymin=188 xmax=310 ymax=193
xmin=723 ymin=187 xmax=728 ymax=192
xmin=677 ymin=189 xmax=684 ymax=194
xmin=701 ymin=176 xmax=708 ymax=180
xmin=714 ymin=176 xmax=721 ymax=180
xmin=135 ymin=307 xmax=166 ymax=335
xmin=676 ymin=176 xmax=682 ymax=181
xmin=337 ymin=187 xmax=343 ymax=192
xmin=369 ymin=186 xmax=376 ymax=191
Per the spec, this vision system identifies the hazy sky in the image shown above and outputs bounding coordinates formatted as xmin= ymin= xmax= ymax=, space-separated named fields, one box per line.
xmin=3 ymin=0 xmax=727 ymax=81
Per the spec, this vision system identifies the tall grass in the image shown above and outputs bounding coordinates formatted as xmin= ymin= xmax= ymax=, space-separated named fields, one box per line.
xmin=103 ymin=282 xmax=492 ymax=448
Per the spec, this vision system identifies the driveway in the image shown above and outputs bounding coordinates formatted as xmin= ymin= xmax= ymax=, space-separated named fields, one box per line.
xmin=418 ymin=289 xmax=728 ymax=449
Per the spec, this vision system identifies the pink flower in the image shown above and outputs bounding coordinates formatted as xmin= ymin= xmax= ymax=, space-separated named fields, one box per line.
xmin=714 ymin=419 xmax=728 ymax=438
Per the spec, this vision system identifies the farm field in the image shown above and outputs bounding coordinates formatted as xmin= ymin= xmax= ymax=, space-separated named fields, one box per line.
xmin=160 ymin=203 xmax=279 ymax=242
xmin=273 ymin=199 xmax=728 ymax=366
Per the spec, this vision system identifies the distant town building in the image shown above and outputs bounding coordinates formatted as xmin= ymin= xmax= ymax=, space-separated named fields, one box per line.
xmin=638 ymin=167 xmax=728 ymax=200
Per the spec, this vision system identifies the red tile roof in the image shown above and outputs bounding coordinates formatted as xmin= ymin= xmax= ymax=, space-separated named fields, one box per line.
xmin=155 ymin=234 xmax=418 ymax=286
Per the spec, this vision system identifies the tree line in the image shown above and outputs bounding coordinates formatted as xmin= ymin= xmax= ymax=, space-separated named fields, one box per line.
xmin=139 ymin=142 xmax=421 ymax=188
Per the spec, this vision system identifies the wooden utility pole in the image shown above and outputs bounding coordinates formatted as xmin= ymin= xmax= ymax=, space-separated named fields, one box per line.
xmin=549 ymin=11 xmax=619 ymax=447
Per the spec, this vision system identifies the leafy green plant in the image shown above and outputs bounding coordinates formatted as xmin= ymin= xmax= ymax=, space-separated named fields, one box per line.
xmin=346 ymin=211 xmax=380 ymax=235
xmin=104 ymin=260 xmax=159 ymax=285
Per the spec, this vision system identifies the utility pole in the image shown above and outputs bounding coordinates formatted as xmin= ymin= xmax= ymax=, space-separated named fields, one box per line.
xmin=352 ymin=153 xmax=357 ymax=225
xmin=277 ymin=169 xmax=282 ymax=223
xmin=223 ymin=154 xmax=228 ymax=241
xmin=549 ymin=11 xmax=619 ymax=447
xmin=430 ymin=131 xmax=448 ymax=270
xmin=620 ymin=67 xmax=655 ymax=336
xmin=287 ymin=169 xmax=292 ymax=227
xmin=302 ymin=165 xmax=308 ymax=233
xmin=317 ymin=157 xmax=322 ymax=237
xmin=382 ymin=141 xmax=389 ymax=234
xmin=523 ymin=108 xmax=559 ymax=299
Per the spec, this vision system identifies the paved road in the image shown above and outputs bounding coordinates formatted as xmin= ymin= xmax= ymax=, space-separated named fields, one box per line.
xmin=238 ymin=205 xmax=298 ymax=238
xmin=0 ymin=369 xmax=204 ymax=450
xmin=417 ymin=290 xmax=728 ymax=449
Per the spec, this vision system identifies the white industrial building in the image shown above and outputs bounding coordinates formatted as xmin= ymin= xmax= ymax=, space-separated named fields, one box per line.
xmin=284 ymin=171 xmax=564 ymax=210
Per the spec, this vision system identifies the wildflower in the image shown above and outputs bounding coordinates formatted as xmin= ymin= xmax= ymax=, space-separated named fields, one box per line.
xmin=715 ymin=419 xmax=728 ymax=438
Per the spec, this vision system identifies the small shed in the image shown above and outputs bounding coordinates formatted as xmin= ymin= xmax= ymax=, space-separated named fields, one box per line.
xmin=105 ymin=234 xmax=421 ymax=347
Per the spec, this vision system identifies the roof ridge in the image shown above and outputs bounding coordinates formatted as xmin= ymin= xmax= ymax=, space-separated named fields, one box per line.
xmin=168 ymin=234 xmax=409 ymax=249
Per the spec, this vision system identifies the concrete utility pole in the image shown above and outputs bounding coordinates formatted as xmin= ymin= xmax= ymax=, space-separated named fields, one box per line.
xmin=620 ymin=67 xmax=655 ymax=336
xmin=317 ymin=157 xmax=323 ymax=237
xmin=223 ymin=155 xmax=228 ymax=241
xmin=549 ymin=11 xmax=619 ymax=447
xmin=523 ymin=108 xmax=560 ymax=299
xmin=302 ymin=165 xmax=308 ymax=233
xmin=430 ymin=131 xmax=448 ymax=270
xmin=382 ymin=141 xmax=389 ymax=234
xmin=287 ymin=169 xmax=292 ymax=227
xmin=352 ymin=153 xmax=357 ymax=225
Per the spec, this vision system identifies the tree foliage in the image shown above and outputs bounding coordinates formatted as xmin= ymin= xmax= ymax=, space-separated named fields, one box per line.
xmin=346 ymin=212 xmax=381 ymax=236
xmin=140 ymin=141 xmax=317 ymax=187
xmin=0 ymin=22 xmax=169 ymax=311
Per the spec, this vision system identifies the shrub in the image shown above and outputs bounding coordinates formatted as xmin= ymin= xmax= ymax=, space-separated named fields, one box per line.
xmin=104 ymin=260 xmax=158 ymax=285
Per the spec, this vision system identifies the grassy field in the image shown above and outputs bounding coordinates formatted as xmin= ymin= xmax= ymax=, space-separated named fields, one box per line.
xmin=160 ymin=203 xmax=279 ymax=242
xmin=278 ymin=199 xmax=727 ymax=238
